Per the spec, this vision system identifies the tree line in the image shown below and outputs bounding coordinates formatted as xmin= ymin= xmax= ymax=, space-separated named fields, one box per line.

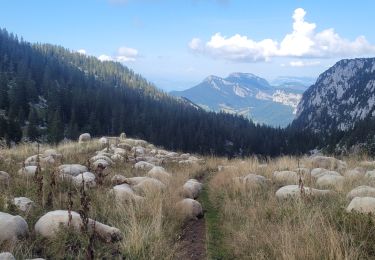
xmin=0 ymin=28 xmax=319 ymax=156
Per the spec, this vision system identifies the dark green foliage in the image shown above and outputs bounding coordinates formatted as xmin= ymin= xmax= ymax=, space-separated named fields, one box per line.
xmin=0 ymin=28 xmax=319 ymax=156
xmin=26 ymin=108 xmax=39 ymax=141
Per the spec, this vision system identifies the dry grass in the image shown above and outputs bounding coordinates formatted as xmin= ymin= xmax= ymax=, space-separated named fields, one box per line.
xmin=2 ymin=140 xmax=375 ymax=259
xmin=207 ymin=156 xmax=375 ymax=260
xmin=0 ymin=140 xmax=205 ymax=259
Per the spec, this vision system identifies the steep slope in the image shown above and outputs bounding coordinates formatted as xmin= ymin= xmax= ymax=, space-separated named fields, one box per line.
xmin=293 ymin=58 xmax=375 ymax=133
xmin=171 ymin=73 xmax=303 ymax=127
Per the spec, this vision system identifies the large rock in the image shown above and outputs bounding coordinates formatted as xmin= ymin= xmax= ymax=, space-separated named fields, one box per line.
xmin=347 ymin=186 xmax=375 ymax=200
xmin=0 ymin=212 xmax=28 ymax=244
xmin=310 ymin=156 xmax=347 ymax=171
xmin=99 ymin=137 xmax=108 ymax=145
xmin=147 ymin=166 xmax=171 ymax=184
xmin=13 ymin=197 xmax=34 ymax=212
xmin=316 ymin=175 xmax=344 ymax=189
xmin=176 ymin=198 xmax=203 ymax=220
xmin=18 ymin=166 xmax=39 ymax=178
xmin=276 ymin=185 xmax=332 ymax=199
xmin=58 ymin=164 xmax=88 ymax=177
xmin=35 ymin=210 xmax=122 ymax=242
xmin=0 ymin=252 xmax=15 ymax=260
xmin=132 ymin=178 xmax=166 ymax=194
xmin=78 ymin=133 xmax=91 ymax=143
xmin=234 ymin=173 xmax=269 ymax=188
xmin=111 ymin=184 xmax=144 ymax=202
xmin=72 ymin=172 xmax=96 ymax=188
xmin=346 ymin=197 xmax=375 ymax=213
xmin=182 ymin=179 xmax=203 ymax=199
xmin=134 ymin=161 xmax=154 ymax=171
xmin=311 ymin=169 xmax=340 ymax=179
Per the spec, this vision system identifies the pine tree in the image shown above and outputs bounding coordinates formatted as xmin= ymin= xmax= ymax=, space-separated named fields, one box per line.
xmin=26 ymin=108 xmax=39 ymax=141
xmin=48 ymin=111 xmax=64 ymax=144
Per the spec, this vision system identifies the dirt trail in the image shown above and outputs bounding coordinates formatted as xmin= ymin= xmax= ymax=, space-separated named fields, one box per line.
xmin=176 ymin=217 xmax=206 ymax=260
xmin=175 ymin=173 xmax=208 ymax=260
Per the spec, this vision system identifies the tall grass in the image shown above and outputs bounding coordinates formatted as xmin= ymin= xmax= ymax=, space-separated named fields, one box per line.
xmin=207 ymin=156 xmax=375 ymax=259
xmin=0 ymin=140 xmax=204 ymax=259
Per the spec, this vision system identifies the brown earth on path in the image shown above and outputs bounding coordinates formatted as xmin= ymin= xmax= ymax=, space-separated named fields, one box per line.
xmin=175 ymin=217 xmax=206 ymax=260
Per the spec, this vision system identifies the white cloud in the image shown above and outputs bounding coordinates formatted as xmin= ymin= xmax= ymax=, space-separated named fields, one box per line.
xmin=289 ymin=60 xmax=321 ymax=67
xmin=77 ymin=49 xmax=87 ymax=55
xmin=98 ymin=46 xmax=139 ymax=62
xmin=117 ymin=46 xmax=138 ymax=61
xmin=189 ymin=8 xmax=375 ymax=62
xmin=98 ymin=54 xmax=114 ymax=62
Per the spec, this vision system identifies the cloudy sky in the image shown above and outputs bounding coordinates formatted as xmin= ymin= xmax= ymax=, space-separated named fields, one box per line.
xmin=1 ymin=0 xmax=375 ymax=91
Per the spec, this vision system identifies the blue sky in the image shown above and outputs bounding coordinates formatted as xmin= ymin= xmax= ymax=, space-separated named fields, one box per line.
xmin=1 ymin=0 xmax=375 ymax=91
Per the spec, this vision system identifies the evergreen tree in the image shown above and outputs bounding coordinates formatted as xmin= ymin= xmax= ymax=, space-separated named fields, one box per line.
xmin=26 ymin=108 xmax=39 ymax=141
xmin=48 ymin=111 xmax=64 ymax=144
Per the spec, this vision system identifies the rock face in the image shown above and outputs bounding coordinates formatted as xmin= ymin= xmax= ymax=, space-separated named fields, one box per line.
xmin=294 ymin=58 xmax=375 ymax=132
xmin=0 ymin=212 xmax=28 ymax=244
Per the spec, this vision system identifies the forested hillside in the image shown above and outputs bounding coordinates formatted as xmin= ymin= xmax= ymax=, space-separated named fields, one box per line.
xmin=0 ymin=28 xmax=317 ymax=156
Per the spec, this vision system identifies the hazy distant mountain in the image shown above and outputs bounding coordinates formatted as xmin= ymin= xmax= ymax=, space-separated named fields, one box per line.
xmin=271 ymin=76 xmax=315 ymax=93
xmin=171 ymin=73 xmax=307 ymax=127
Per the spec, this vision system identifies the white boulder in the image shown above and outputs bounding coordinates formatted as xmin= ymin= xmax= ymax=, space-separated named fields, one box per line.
xmin=13 ymin=197 xmax=34 ymax=212
xmin=72 ymin=172 xmax=96 ymax=188
xmin=18 ymin=166 xmax=39 ymax=177
xmin=34 ymin=210 xmax=122 ymax=242
xmin=0 ymin=212 xmax=28 ymax=244
xmin=0 ymin=252 xmax=15 ymax=260
xmin=275 ymin=185 xmax=332 ymax=200
xmin=346 ymin=197 xmax=375 ymax=214
xmin=133 ymin=178 xmax=166 ymax=194
xmin=111 ymin=184 xmax=144 ymax=202
xmin=347 ymin=186 xmax=375 ymax=200
xmin=182 ymin=179 xmax=203 ymax=199
xmin=99 ymin=137 xmax=108 ymax=145
xmin=316 ymin=175 xmax=344 ymax=189
xmin=176 ymin=198 xmax=203 ymax=220
xmin=78 ymin=133 xmax=91 ymax=143
xmin=147 ymin=166 xmax=171 ymax=184
xmin=134 ymin=161 xmax=154 ymax=171
xmin=58 ymin=164 xmax=87 ymax=177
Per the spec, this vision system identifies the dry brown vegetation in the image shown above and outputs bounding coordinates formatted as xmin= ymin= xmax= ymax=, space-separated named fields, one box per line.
xmin=0 ymin=140 xmax=206 ymax=259
xmin=2 ymin=140 xmax=375 ymax=259
xmin=207 ymin=156 xmax=375 ymax=259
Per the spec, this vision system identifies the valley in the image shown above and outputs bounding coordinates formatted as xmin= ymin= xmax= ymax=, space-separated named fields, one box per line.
xmin=2 ymin=136 xmax=375 ymax=259
xmin=171 ymin=73 xmax=312 ymax=127
xmin=2 ymin=1 xmax=375 ymax=259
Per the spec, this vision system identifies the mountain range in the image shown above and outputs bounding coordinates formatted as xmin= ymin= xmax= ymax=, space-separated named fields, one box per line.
xmin=171 ymin=73 xmax=313 ymax=127
xmin=294 ymin=58 xmax=375 ymax=133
